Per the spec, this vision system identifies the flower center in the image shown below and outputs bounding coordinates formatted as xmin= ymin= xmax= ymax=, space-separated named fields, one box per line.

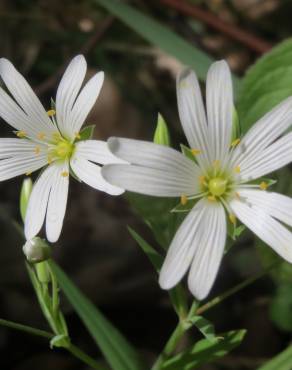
xmin=208 ymin=177 xmax=227 ymax=196
xmin=48 ymin=137 xmax=74 ymax=162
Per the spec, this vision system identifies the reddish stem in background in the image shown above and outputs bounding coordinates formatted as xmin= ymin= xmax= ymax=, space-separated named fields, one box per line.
xmin=160 ymin=0 xmax=272 ymax=54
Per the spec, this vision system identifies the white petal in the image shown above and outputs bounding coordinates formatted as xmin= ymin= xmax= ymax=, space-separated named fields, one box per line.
xmin=102 ymin=164 xmax=199 ymax=197
xmin=176 ymin=68 xmax=211 ymax=168
xmin=24 ymin=164 xmax=58 ymax=240
xmin=206 ymin=60 xmax=233 ymax=162
xmin=230 ymin=197 xmax=292 ymax=263
xmin=56 ymin=55 xmax=87 ymax=139
xmin=238 ymin=132 xmax=292 ymax=181
xmin=46 ymin=162 xmax=69 ymax=242
xmin=187 ymin=202 xmax=226 ymax=300
xmin=107 ymin=137 xmax=200 ymax=176
xmin=74 ymin=140 xmax=126 ymax=165
xmin=159 ymin=199 xmax=207 ymax=289
xmin=231 ymin=96 xmax=292 ymax=168
xmin=0 ymin=58 xmax=54 ymax=136
xmin=236 ymin=189 xmax=292 ymax=228
xmin=0 ymin=138 xmax=47 ymax=159
xmin=70 ymin=72 xmax=104 ymax=135
xmin=71 ymin=156 xmax=124 ymax=195
xmin=0 ymin=154 xmax=47 ymax=181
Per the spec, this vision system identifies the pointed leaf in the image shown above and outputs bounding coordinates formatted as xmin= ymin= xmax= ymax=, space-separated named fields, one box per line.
xmin=50 ymin=261 xmax=144 ymax=370
xmin=258 ymin=345 xmax=292 ymax=370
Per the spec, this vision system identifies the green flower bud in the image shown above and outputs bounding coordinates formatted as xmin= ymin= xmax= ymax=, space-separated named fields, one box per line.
xmin=153 ymin=113 xmax=171 ymax=146
xmin=23 ymin=237 xmax=51 ymax=264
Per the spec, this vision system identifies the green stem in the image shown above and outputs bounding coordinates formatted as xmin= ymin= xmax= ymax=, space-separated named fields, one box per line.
xmin=0 ymin=318 xmax=106 ymax=370
xmin=0 ymin=318 xmax=52 ymax=339
xmin=68 ymin=344 xmax=106 ymax=370
xmin=151 ymin=322 xmax=184 ymax=370
xmin=196 ymin=262 xmax=278 ymax=315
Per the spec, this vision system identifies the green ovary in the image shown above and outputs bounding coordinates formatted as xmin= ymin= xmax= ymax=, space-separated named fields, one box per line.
xmin=208 ymin=177 xmax=227 ymax=196
xmin=49 ymin=139 xmax=74 ymax=161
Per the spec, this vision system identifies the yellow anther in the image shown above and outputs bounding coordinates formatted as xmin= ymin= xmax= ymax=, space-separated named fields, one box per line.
xmin=47 ymin=156 xmax=53 ymax=164
xmin=179 ymin=81 xmax=189 ymax=89
xmin=25 ymin=171 xmax=32 ymax=176
xmin=34 ymin=146 xmax=41 ymax=155
xmin=47 ymin=109 xmax=56 ymax=117
xmin=207 ymin=195 xmax=216 ymax=202
xmin=199 ymin=175 xmax=206 ymax=185
xmin=75 ymin=132 xmax=81 ymax=139
xmin=231 ymin=138 xmax=240 ymax=148
xmin=260 ymin=181 xmax=268 ymax=190
xmin=213 ymin=160 xmax=220 ymax=168
xmin=16 ymin=130 xmax=27 ymax=138
xmin=37 ymin=132 xmax=46 ymax=140
xmin=229 ymin=213 xmax=236 ymax=225
xmin=235 ymin=192 xmax=240 ymax=199
xmin=234 ymin=165 xmax=241 ymax=174
xmin=191 ymin=149 xmax=201 ymax=156
xmin=61 ymin=171 xmax=69 ymax=177
xmin=180 ymin=194 xmax=188 ymax=206
xmin=52 ymin=131 xmax=61 ymax=140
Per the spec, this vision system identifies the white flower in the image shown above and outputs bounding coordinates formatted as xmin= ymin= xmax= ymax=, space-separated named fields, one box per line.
xmin=102 ymin=60 xmax=292 ymax=300
xmin=0 ymin=55 xmax=124 ymax=243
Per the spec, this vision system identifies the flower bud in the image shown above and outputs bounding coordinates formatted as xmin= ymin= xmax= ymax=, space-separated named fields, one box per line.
xmin=23 ymin=237 xmax=51 ymax=263
xmin=153 ymin=113 xmax=171 ymax=146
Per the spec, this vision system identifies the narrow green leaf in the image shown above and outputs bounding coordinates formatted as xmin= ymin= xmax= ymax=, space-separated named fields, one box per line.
xmin=128 ymin=227 xmax=163 ymax=271
xmin=153 ymin=114 xmax=170 ymax=146
xmin=257 ymin=345 xmax=292 ymax=370
xmin=189 ymin=315 xmax=216 ymax=342
xmin=50 ymin=261 xmax=144 ymax=370
xmin=162 ymin=330 xmax=246 ymax=369
xmin=93 ymin=0 xmax=214 ymax=80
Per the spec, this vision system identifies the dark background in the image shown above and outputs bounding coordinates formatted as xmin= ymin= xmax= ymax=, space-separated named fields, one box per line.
xmin=1 ymin=0 xmax=292 ymax=369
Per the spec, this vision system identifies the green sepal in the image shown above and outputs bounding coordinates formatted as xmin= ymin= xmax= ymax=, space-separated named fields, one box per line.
xmin=180 ymin=144 xmax=197 ymax=163
xmin=50 ymin=334 xmax=70 ymax=349
xmin=20 ymin=178 xmax=33 ymax=223
xmin=77 ymin=124 xmax=95 ymax=141
xmin=231 ymin=106 xmax=240 ymax=142
xmin=50 ymin=98 xmax=56 ymax=111
xmin=153 ymin=113 xmax=171 ymax=146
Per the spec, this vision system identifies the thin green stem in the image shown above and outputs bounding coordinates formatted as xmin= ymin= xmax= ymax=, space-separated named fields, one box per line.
xmin=151 ymin=322 xmax=184 ymax=370
xmin=196 ymin=262 xmax=278 ymax=316
xmin=0 ymin=318 xmax=53 ymax=339
xmin=68 ymin=344 xmax=107 ymax=370
xmin=0 ymin=318 xmax=106 ymax=370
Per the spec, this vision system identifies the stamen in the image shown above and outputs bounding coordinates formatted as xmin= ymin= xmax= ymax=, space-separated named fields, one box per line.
xmin=61 ymin=171 xmax=69 ymax=177
xmin=191 ymin=149 xmax=201 ymax=156
xmin=235 ymin=192 xmax=240 ymax=199
xmin=16 ymin=130 xmax=27 ymax=138
xmin=37 ymin=132 xmax=46 ymax=140
xmin=47 ymin=109 xmax=56 ymax=117
xmin=52 ymin=131 xmax=61 ymax=140
xmin=199 ymin=175 xmax=206 ymax=185
xmin=229 ymin=213 xmax=236 ymax=225
xmin=180 ymin=194 xmax=188 ymax=206
xmin=34 ymin=146 xmax=41 ymax=155
xmin=260 ymin=181 xmax=268 ymax=190
xmin=234 ymin=165 xmax=241 ymax=173
xmin=75 ymin=132 xmax=81 ymax=140
xmin=207 ymin=195 xmax=216 ymax=202
xmin=213 ymin=160 xmax=220 ymax=168
xmin=47 ymin=156 xmax=53 ymax=164
xmin=231 ymin=138 xmax=240 ymax=148
xmin=25 ymin=171 xmax=32 ymax=176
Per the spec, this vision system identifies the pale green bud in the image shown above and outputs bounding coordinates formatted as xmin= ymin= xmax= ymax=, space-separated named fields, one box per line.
xmin=23 ymin=237 xmax=51 ymax=264
xmin=20 ymin=178 xmax=33 ymax=223
xmin=153 ymin=113 xmax=171 ymax=146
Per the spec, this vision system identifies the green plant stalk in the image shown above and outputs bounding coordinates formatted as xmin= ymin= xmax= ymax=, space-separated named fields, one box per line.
xmin=0 ymin=318 xmax=106 ymax=370
xmin=196 ymin=262 xmax=278 ymax=316
xmin=151 ymin=322 xmax=185 ymax=370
